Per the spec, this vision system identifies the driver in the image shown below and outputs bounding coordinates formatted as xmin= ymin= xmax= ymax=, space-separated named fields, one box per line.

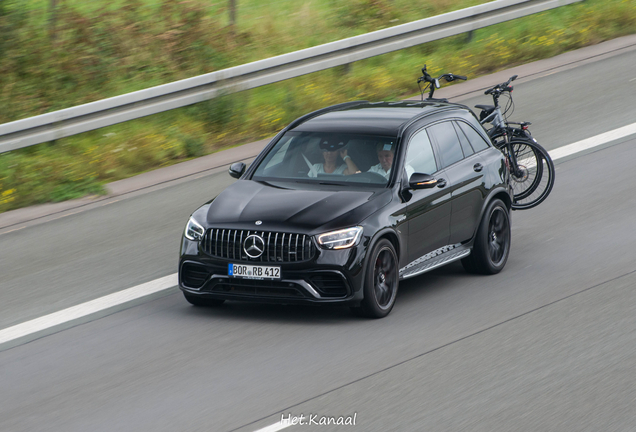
xmin=368 ymin=142 xmax=395 ymax=179
xmin=368 ymin=141 xmax=414 ymax=180
xmin=308 ymin=138 xmax=360 ymax=177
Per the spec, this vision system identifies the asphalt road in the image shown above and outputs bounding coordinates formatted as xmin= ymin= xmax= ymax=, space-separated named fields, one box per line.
xmin=1 ymin=41 xmax=636 ymax=431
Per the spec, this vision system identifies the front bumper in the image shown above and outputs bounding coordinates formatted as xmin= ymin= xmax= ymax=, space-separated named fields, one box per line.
xmin=178 ymin=236 xmax=368 ymax=306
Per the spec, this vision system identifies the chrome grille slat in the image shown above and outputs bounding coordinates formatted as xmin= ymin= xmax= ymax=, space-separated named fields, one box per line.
xmin=302 ymin=235 xmax=306 ymax=261
xmin=261 ymin=232 xmax=265 ymax=262
xmin=288 ymin=234 xmax=292 ymax=261
xmin=202 ymin=229 xmax=314 ymax=262
xmin=281 ymin=233 xmax=286 ymax=263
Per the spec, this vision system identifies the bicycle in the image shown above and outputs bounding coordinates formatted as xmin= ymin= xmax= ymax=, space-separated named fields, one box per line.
xmin=417 ymin=66 xmax=554 ymax=210
xmin=476 ymin=75 xmax=555 ymax=210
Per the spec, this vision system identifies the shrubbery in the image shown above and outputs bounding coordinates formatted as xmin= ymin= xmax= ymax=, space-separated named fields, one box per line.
xmin=0 ymin=0 xmax=634 ymax=212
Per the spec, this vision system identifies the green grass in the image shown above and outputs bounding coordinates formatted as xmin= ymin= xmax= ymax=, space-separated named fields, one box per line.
xmin=0 ymin=0 xmax=635 ymax=212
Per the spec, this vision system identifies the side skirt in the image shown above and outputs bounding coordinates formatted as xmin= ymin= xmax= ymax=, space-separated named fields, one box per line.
xmin=399 ymin=243 xmax=471 ymax=280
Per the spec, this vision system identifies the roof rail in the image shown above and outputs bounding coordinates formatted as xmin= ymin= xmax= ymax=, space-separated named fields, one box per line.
xmin=397 ymin=103 xmax=469 ymax=136
xmin=286 ymin=101 xmax=369 ymax=130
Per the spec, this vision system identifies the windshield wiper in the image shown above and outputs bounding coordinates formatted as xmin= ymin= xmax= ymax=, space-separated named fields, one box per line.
xmin=317 ymin=181 xmax=346 ymax=186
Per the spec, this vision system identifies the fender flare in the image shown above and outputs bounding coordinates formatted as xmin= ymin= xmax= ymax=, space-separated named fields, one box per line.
xmin=471 ymin=186 xmax=512 ymax=240
xmin=359 ymin=227 xmax=402 ymax=290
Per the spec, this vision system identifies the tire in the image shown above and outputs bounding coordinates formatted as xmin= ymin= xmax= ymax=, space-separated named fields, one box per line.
xmin=462 ymin=199 xmax=511 ymax=275
xmin=351 ymin=238 xmax=399 ymax=318
xmin=506 ymin=139 xmax=555 ymax=210
xmin=183 ymin=292 xmax=225 ymax=307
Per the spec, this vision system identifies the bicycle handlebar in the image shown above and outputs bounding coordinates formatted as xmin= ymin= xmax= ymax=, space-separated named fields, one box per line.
xmin=418 ymin=65 xmax=468 ymax=100
xmin=419 ymin=65 xmax=467 ymax=82
xmin=484 ymin=75 xmax=518 ymax=96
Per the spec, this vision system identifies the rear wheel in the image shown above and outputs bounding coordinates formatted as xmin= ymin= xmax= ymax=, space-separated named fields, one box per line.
xmin=183 ymin=292 xmax=225 ymax=307
xmin=504 ymin=139 xmax=555 ymax=210
xmin=351 ymin=239 xmax=399 ymax=318
xmin=462 ymin=199 xmax=510 ymax=274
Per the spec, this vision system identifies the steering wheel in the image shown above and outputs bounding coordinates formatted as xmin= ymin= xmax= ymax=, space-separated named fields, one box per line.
xmin=343 ymin=171 xmax=387 ymax=183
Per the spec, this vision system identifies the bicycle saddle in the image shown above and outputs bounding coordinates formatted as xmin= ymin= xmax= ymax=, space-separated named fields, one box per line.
xmin=475 ymin=104 xmax=495 ymax=113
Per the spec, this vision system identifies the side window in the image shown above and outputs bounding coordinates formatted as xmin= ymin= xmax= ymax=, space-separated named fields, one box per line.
xmin=453 ymin=121 xmax=475 ymax=157
xmin=458 ymin=121 xmax=490 ymax=152
xmin=428 ymin=122 xmax=463 ymax=168
xmin=405 ymin=128 xmax=437 ymax=175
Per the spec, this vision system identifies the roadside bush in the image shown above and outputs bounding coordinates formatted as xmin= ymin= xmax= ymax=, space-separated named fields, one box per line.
xmin=0 ymin=0 xmax=634 ymax=213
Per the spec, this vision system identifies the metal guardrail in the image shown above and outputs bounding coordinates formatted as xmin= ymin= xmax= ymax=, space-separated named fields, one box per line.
xmin=0 ymin=0 xmax=582 ymax=154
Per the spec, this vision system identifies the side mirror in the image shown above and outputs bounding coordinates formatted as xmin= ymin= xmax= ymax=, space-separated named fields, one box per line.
xmin=229 ymin=162 xmax=246 ymax=179
xmin=409 ymin=173 xmax=437 ymax=190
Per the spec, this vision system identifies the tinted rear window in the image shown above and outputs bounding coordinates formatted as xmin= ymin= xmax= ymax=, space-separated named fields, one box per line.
xmin=457 ymin=121 xmax=490 ymax=152
xmin=428 ymin=122 xmax=464 ymax=168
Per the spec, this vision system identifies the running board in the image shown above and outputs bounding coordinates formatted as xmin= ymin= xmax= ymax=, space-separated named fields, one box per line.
xmin=399 ymin=244 xmax=471 ymax=280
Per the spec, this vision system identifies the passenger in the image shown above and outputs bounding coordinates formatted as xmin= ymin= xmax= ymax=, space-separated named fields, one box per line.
xmin=308 ymin=138 xmax=360 ymax=177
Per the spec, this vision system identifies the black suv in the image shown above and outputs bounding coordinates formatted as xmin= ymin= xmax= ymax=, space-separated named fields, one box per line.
xmin=179 ymin=100 xmax=512 ymax=318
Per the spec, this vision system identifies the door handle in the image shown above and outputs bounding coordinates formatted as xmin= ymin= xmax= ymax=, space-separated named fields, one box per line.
xmin=473 ymin=163 xmax=483 ymax=172
xmin=436 ymin=178 xmax=447 ymax=188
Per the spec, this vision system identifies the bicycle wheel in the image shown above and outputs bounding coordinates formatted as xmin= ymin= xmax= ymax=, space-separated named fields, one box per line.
xmin=505 ymin=139 xmax=555 ymax=210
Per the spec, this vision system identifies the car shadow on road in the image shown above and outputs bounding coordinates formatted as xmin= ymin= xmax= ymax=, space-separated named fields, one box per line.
xmin=177 ymin=297 xmax=354 ymax=325
xmin=397 ymin=261 xmax=474 ymax=301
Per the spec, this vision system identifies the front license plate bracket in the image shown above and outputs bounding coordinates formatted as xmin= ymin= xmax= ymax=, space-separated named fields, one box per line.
xmin=228 ymin=263 xmax=281 ymax=280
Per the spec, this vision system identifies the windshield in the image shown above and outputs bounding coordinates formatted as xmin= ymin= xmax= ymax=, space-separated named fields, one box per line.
xmin=252 ymin=131 xmax=399 ymax=186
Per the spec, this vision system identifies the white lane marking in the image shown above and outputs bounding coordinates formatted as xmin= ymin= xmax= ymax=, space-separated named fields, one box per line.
xmin=549 ymin=122 xmax=636 ymax=161
xmin=3 ymin=121 xmax=636 ymax=352
xmin=0 ymin=274 xmax=177 ymax=349
xmin=253 ymin=420 xmax=291 ymax=432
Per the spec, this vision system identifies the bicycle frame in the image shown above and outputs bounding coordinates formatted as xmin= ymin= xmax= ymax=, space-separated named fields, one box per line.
xmin=479 ymin=107 xmax=527 ymax=178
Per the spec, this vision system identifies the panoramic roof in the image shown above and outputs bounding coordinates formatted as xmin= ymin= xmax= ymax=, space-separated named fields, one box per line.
xmin=292 ymin=101 xmax=459 ymax=135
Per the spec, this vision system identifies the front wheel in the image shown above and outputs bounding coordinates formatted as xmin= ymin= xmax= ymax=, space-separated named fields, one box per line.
xmin=351 ymin=239 xmax=399 ymax=318
xmin=462 ymin=199 xmax=511 ymax=275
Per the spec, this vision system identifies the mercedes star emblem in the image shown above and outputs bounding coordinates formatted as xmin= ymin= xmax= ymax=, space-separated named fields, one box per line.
xmin=244 ymin=234 xmax=265 ymax=259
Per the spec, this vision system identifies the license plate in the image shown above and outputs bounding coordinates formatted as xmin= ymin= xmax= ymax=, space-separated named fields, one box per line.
xmin=228 ymin=264 xmax=281 ymax=280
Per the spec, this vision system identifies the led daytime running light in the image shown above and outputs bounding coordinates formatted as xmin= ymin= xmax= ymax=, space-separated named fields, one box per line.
xmin=185 ymin=217 xmax=205 ymax=241
xmin=317 ymin=227 xmax=363 ymax=250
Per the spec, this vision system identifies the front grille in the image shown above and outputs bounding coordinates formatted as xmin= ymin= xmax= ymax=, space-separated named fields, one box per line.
xmin=201 ymin=229 xmax=316 ymax=263
xmin=181 ymin=263 xmax=210 ymax=288
xmin=308 ymin=273 xmax=349 ymax=297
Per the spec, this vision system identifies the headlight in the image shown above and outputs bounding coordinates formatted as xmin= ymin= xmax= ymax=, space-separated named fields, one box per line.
xmin=316 ymin=226 xmax=363 ymax=250
xmin=184 ymin=217 xmax=205 ymax=241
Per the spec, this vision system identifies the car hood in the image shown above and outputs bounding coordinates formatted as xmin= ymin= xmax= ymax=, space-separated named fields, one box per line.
xmin=206 ymin=180 xmax=391 ymax=233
